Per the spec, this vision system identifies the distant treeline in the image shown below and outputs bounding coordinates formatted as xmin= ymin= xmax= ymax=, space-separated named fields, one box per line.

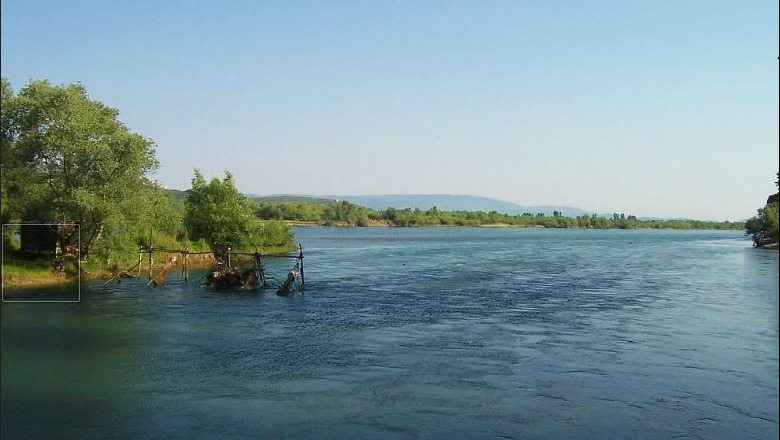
xmin=254 ymin=200 xmax=743 ymax=230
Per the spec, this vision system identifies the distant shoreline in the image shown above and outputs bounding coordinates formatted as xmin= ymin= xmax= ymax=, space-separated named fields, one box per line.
xmin=282 ymin=220 xmax=544 ymax=228
xmin=281 ymin=220 xmax=740 ymax=231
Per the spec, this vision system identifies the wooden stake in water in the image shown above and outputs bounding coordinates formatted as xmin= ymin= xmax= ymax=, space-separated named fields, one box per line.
xmin=137 ymin=246 xmax=143 ymax=277
xmin=298 ymin=243 xmax=305 ymax=291
xmin=182 ymin=246 xmax=189 ymax=282
xmin=148 ymin=228 xmax=154 ymax=280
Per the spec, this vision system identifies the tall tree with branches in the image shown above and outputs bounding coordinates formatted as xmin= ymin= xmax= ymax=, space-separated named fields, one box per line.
xmin=2 ymin=78 xmax=158 ymax=262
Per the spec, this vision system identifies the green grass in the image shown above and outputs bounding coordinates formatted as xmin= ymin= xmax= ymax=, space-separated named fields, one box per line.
xmin=3 ymin=256 xmax=51 ymax=274
xmin=1 ymin=254 xmax=76 ymax=286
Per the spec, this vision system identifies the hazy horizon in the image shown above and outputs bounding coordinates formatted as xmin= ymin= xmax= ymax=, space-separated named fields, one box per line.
xmin=2 ymin=0 xmax=777 ymax=222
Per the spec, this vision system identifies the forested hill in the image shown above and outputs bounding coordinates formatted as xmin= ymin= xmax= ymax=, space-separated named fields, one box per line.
xmin=167 ymin=190 xmax=336 ymax=206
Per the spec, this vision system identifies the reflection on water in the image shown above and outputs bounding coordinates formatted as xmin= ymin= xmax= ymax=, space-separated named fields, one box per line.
xmin=2 ymin=228 xmax=778 ymax=439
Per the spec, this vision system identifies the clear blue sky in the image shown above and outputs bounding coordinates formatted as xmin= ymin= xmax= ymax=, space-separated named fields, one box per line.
xmin=2 ymin=0 xmax=777 ymax=220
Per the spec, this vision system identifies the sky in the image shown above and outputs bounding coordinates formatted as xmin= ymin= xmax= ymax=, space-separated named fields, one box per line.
xmin=1 ymin=0 xmax=777 ymax=221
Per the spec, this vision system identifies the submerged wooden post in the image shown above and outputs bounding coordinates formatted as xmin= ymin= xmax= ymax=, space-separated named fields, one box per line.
xmin=276 ymin=263 xmax=299 ymax=296
xmin=298 ymin=243 xmax=305 ymax=291
xmin=148 ymin=229 xmax=154 ymax=280
xmin=253 ymin=251 xmax=266 ymax=287
xmin=182 ymin=246 xmax=189 ymax=282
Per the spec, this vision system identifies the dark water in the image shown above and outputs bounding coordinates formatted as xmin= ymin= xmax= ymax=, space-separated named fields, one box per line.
xmin=2 ymin=228 xmax=777 ymax=439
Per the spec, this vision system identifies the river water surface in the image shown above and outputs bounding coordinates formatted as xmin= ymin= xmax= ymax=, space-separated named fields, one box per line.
xmin=1 ymin=227 xmax=778 ymax=439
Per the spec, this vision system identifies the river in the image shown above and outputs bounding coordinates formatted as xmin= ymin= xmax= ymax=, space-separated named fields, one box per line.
xmin=1 ymin=227 xmax=778 ymax=439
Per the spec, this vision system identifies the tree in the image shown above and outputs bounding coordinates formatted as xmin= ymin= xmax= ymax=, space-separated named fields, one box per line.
xmin=2 ymin=78 xmax=158 ymax=261
xmin=746 ymin=204 xmax=779 ymax=247
xmin=184 ymin=170 xmax=289 ymax=253
xmin=745 ymin=170 xmax=779 ymax=248
xmin=1 ymin=78 xmax=21 ymax=239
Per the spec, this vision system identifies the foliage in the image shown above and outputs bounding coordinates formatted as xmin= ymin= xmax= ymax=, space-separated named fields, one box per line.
xmin=1 ymin=78 xmax=30 ymax=237
xmin=255 ymin=199 xmax=376 ymax=226
xmin=82 ymin=185 xmax=187 ymax=269
xmin=1 ymin=78 xmax=158 ymax=260
xmin=254 ymin=199 xmax=742 ymax=230
xmin=2 ymin=77 xmax=295 ymax=275
xmin=185 ymin=170 xmax=293 ymax=253
xmin=745 ymin=203 xmax=779 ymax=247
xmin=257 ymin=220 xmax=295 ymax=249
xmin=745 ymin=171 xmax=779 ymax=248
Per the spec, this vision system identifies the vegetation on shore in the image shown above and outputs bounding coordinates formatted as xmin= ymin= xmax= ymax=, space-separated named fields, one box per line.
xmin=745 ymin=171 xmax=779 ymax=248
xmin=185 ymin=170 xmax=293 ymax=253
xmin=1 ymin=77 xmax=295 ymax=287
xmin=254 ymin=199 xmax=743 ymax=230
xmin=2 ymin=255 xmax=75 ymax=287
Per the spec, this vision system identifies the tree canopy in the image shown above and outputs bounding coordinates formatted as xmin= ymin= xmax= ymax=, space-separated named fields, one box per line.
xmin=2 ymin=78 xmax=296 ymax=273
xmin=185 ymin=170 xmax=268 ymax=253
xmin=745 ymin=171 xmax=779 ymax=248
xmin=1 ymin=78 xmax=159 ymax=260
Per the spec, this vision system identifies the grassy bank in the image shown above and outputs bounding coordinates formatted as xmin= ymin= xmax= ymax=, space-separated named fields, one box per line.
xmin=3 ymin=244 xmax=300 ymax=288
xmin=1 ymin=256 xmax=75 ymax=287
xmin=1 ymin=255 xmax=210 ymax=287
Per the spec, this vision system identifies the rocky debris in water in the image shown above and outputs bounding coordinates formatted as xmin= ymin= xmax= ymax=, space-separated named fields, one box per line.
xmin=276 ymin=263 xmax=299 ymax=296
xmin=204 ymin=262 xmax=257 ymax=289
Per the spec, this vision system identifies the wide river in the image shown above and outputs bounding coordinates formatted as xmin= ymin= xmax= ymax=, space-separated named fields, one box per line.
xmin=1 ymin=227 xmax=778 ymax=439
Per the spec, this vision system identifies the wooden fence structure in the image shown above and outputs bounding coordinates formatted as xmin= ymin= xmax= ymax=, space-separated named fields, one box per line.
xmin=107 ymin=239 xmax=305 ymax=292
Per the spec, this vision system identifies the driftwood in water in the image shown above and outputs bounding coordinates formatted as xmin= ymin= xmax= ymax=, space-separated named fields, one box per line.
xmin=242 ymin=271 xmax=258 ymax=290
xmin=204 ymin=262 xmax=257 ymax=289
xmin=203 ymin=252 xmax=267 ymax=290
xmin=105 ymin=259 xmax=141 ymax=284
xmin=204 ymin=262 xmax=241 ymax=289
xmin=276 ymin=263 xmax=299 ymax=296
xmin=147 ymin=260 xmax=174 ymax=286
xmin=105 ymin=271 xmax=136 ymax=284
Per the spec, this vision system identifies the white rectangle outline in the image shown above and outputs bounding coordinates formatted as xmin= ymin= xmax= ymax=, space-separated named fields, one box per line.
xmin=1 ymin=223 xmax=81 ymax=303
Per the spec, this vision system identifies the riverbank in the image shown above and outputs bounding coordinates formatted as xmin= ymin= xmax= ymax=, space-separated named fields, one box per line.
xmin=282 ymin=220 xmax=544 ymax=228
xmin=1 ymin=256 xmax=73 ymax=288
xmin=2 ymin=271 xmax=74 ymax=288
xmin=283 ymin=220 xmax=737 ymax=230
xmin=1 ymin=254 xmax=217 ymax=288
xmin=1 ymin=247 xmax=306 ymax=288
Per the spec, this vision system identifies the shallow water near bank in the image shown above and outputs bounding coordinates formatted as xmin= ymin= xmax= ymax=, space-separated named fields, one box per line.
xmin=2 ymin=228 xmax=778 ymax=439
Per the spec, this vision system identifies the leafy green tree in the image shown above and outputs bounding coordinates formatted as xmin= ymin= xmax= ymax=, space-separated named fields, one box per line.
xmin=185 ymin=170 xmax=291 ymax=253
xmin=745 ymin=171 xmax=779 ymax=248
xmin=256 ymin=203 xmax=284 ymax=220
xmin=2 ymin=78 xmax=158 ymax=260
xmin=258 ymin=220 xmax=294 ymax=248
xmin=1 ymin=78 xmax=22 ymax=243
xmin=746 ymin=203 xmax=779 ymax=247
